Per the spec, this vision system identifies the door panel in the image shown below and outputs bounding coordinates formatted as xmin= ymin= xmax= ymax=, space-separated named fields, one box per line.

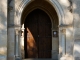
xmin=24 ymin=9 xmax=52 ymax=58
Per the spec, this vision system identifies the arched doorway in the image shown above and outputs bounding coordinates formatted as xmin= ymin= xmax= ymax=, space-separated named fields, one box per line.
xmin=19 ymin=0 xmax=61 ymax=60
xmin=24 ymin=9 xmax=52 ymax=58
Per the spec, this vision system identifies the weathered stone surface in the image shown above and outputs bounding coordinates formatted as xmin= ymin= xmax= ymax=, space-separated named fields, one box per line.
xmin=73 ymin=0 xmax=80 ymax=28
xmin=73 ymin=1 xmax=80 ymax=60
xmin=7 ymin=0 xmax=15 ymax=60
xmin=58 ymin=0 xmax=73 ymax=25
xmin=0 ymin=0 xmax=7 ymax=60
xmin=74 ymin=28 xmax=80 ymax=39
xmin=74 ymin=39 xmax=80 ymax=59
xmin=0 ymin=56 xmax=6 ymax=60
xmin=7 ymin=28 xmax=15 ymax=60
xmin=66 ymin=27 xmax=73 ymax=54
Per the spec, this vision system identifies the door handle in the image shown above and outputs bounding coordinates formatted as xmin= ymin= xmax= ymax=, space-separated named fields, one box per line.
xmin=38 ymin=35 xmax=39 ymax=37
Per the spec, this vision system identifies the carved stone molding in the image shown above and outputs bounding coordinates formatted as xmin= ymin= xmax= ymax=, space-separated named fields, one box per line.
xmin=8 ymin=24 xmax=21 ymax=28
xmin=59 ymin=24 xmax=73 ymax=28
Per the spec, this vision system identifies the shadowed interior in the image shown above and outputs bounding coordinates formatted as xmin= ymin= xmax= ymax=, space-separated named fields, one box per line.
xmin=24 ymin=9 xmax=52 ymax=58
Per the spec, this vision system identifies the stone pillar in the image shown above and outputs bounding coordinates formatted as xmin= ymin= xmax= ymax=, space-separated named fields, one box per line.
xmin=15 ymin=29 xmax=19 ymax=56
xmin=60 ymin=29 xmax=66 ymax=60
xmin=15 ymin=27 xmax=21 ymax=60
xmin=7 ymin=0 xmax=15 ymax=60
xmin=7 ymin=27 xmax=15 ymax=60
xmin=61 ymin=29 xmax=66 ymax=56
xmin=60 ymin=26 xmax=73 ymax=60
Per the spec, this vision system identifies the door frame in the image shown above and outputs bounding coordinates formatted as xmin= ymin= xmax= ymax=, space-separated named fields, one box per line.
xmin=24 ymin=9 xmax=52 ymax=58
xmin=14 ymin=0 xmax=65 ymax=60
xmin=21 ymin=7 xmax=59 ymax=59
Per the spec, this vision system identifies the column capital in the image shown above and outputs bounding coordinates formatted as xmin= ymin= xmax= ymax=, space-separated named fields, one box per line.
xmin=15 ymin=29 xmax=19 ymax=35
xmin=60 ymin=29 xmax=66 ymax=34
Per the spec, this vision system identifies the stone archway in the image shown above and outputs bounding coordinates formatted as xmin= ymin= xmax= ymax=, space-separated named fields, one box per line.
xmin=15 ymin=0 xmax=65 ymax=60
xmin=16 ymin=0 xmax=64 ymax=25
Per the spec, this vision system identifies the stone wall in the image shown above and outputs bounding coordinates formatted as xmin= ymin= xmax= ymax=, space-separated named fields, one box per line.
xmin=0 ymin=0 xmax=7 ymax=60
xmin=73 ymin=0 xmax=80 ymax=60
xmin=7 ymin=0 xmax=75 ymax=60
xmin=7 ymin=0 xmax=15 ymax=60
xmin=58 ymin=0 xmax=73 ymax=60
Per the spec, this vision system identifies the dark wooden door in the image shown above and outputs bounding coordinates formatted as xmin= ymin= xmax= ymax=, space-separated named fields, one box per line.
xmin=24 ymin=9 xmax=52 ymax=58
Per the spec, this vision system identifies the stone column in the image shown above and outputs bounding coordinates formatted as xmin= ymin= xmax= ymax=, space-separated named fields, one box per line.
xmin=60 ymin=29 xmax=66 ymax=60
xmin=7 ymin=0 xmax=15 ymax=60
xmin=7 ymin=27 xmax=15 ymax=60
xmin=15 ymin=28 xmax=21 ymax=60
xmin=15 ymin=29 xmax=19 ymax=56
xmin=61 ymin=29 xmax=66 ymax=56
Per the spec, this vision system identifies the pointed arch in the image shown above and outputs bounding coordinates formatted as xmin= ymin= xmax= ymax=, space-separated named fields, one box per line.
xmin=15 ymin=0 xmax=64 ymax=26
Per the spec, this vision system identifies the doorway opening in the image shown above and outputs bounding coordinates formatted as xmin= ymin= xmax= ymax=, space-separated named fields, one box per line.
xmin=24 ymin=9 xmax=52 ymax=58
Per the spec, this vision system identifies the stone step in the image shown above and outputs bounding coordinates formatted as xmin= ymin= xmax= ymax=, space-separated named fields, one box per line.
xmin=22 ymin=59 xmax=58 ymax=60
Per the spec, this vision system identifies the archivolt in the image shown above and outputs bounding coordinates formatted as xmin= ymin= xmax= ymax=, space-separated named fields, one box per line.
xmin=15 ymin=0 xmax=64 ymax=26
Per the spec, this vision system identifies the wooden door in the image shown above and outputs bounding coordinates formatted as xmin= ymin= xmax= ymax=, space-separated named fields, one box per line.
xmin=24 ymin=9 xmax=52 ymax=58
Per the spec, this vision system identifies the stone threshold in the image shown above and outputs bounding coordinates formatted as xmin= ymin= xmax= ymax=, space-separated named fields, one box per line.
xmin=22 ymin=59 xmax=58 ymax=60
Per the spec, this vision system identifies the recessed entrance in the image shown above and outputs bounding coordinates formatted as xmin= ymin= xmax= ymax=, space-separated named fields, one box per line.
xmin=24 ymin=9 xmax=52 ymax=58
xmin=13 ymin=0 xmax=66 ymax=60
